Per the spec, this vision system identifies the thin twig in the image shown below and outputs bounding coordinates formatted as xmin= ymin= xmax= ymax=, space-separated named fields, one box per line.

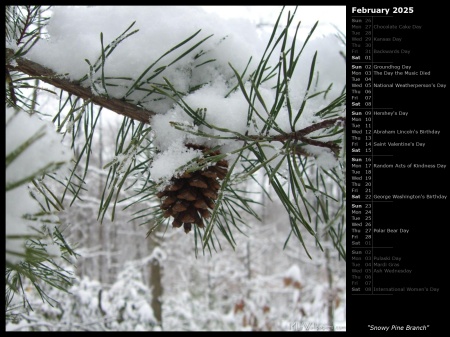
xmin=230 ymin=117 xmax=345 ymax=154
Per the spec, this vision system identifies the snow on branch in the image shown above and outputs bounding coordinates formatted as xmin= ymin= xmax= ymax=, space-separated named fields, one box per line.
xmin=7 ymin=48 xmax=345 ymax=156
xmin=6 ymin=48 xmax=156 ymax=124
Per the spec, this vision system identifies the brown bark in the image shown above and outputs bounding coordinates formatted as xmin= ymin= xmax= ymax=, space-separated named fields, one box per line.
xmin=6 ymin=48 xmax=156 ymax=124
xmin=150 ymin=256 xmax=163 ymax=326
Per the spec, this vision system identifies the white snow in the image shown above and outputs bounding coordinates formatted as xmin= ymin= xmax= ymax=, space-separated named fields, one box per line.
xmin=305 ymin=145 xmax=338 ymax=170
xmin=21 ymin=6 xmax=346 ymax=186
xmin=285 ymin=264 xmax=302 ymax=283
xmin=5 ymin=106 xmax=72 ymax=263
xmin=149 ymin=141 xmax=203 ymax=187
xmin=5 ymin=7 xmax=346 ymax=330
xmin=5 ymin=107 xmax=72 ymax=185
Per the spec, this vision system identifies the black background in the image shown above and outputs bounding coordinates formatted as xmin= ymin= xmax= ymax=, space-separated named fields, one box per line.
xmin=347 ymin=2 xmax=447 ymax=334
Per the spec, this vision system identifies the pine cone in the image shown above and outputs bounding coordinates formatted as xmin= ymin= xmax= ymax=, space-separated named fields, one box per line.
xmin=157 ymin=144 xmax=228 ymax=234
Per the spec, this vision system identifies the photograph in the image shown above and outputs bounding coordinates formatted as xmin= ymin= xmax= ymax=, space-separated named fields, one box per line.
xmin=4 ymin=4 xmax=445 ymax=333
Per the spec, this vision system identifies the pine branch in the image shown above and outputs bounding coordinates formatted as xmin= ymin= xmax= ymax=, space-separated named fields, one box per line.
xmin=249 ymin=117 xmax=346 ymax=154
xmin=15 ymin=6 xmax=35 ymax=46
xmin=7 ymin=48 xmax=346 ymax=156
xmin=287 ymin=117 xmax=346 ymax=137
xmin=6 ymin=48 xmax=156 ymax=124
xmin=276 ymin=117 xmax=346 ymax=155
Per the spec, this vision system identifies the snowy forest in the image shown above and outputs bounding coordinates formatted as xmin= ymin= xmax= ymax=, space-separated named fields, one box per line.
xmin=5 ymin=6 xmax=346 ymax=331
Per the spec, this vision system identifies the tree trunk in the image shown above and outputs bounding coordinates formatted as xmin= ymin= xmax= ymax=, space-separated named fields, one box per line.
xmin=148 ymin=230 xmax=163 ymax=328
xmin=150 ymin=256 xmax=163 ymax=327
xmin=325 ymin=244 xmax=335 ymax=331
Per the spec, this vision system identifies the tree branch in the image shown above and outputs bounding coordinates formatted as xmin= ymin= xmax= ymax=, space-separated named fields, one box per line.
xmin=6 ymin=48 xmax=345 ymax=156
xmin=240 ymin=117 xmax=345 ymax=155
xmin=274 ymin=117 xmax=346 ymax=156
xmin=6 ymin=48 xmax=156 ymax=124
